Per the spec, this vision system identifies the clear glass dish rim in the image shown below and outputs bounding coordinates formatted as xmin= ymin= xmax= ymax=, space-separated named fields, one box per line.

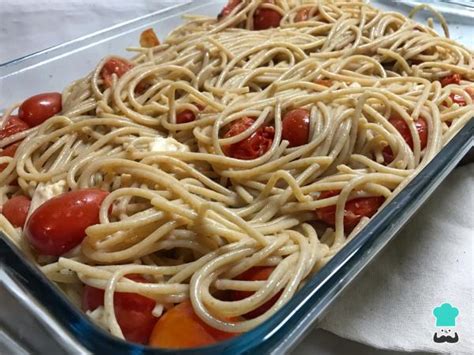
xmin=0 ymin=1 xmax=473 ymax=353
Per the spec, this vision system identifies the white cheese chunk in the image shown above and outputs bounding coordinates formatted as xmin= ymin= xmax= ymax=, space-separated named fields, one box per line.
xmin=149 ymin=137 xmax=189 ymax=153
xmin=29 ymin=180 xmax=67 ymax=215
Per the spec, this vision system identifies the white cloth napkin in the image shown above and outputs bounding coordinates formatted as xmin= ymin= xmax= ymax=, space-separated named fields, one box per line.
xmin=315 ymin=164 xmax=474 ymax=354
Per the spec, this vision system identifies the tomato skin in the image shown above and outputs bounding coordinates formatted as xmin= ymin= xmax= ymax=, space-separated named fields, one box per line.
xmin=440 ymin=73 xmax=461 ymax=87
xmin=382 ymin=116 xmax=428 ymax=164
xmin=230 ymin=267 xmax=281 ymax=319
xmin=218 ymin=0 xmax=241 ymax=20
xmin=176 ymin=109 xmax=196 ymax=124
xmin=0 ymin=116 xmax=30 ymax=140
xmin=315 ymin=190 xmax=385 ymax=230
xmin=253 ymin=2 xmax=282 ymax=30
xmin=100 ymin=58 xmax=134 ymax=88
xmin=223 ymin=117 xmax=274 ymax=160
xmin=2 ymin=196 xmax=31 ymax=228
xmin=282 ymin=108 xmax=310 ymax=148
xmin=25 ymin=189 xmax=108 ymax=256
xmin=18 ymin=93 xmax=62 ymax=127
xmin=314 ymin=79 xmax=333 ymax=87
xmin=0 ymin=141 xmax=22 ymax=174
xmin=295 ymin=8 xmax=310 ymax=22
xmin=149 ymin=300 xmax=237 ymax=349
xmin=140 ymin=28 xmax=160 ymax=48
xmin=83 ymin=274 xmax=158 ymax=344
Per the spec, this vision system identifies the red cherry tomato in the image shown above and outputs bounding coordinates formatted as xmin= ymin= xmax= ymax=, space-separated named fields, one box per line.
xmin=295 ymin=8 xmax=310 ymax=22
xmin=0 ymin=141 xmax=22 ymax=174
xmin=100 ymin=58 xmax=134 ymax=88
xmin=223 ymin=117 xmax=274 ymax=160
xmin=218 ymin=0 xmax=241 ymax=20
xmin=382 ymin=116 xmax=428 ymax=164
xmin=0 ymin=116 xmax=30 ymax=140
xmin=18 ymin=93 xmax=62 ymax=127
xmin=2 ymin=195 xmax=31 ymax=228
xmin=449 ymin=88 xmax=474 ymax=107
xmin=83 ymin=274 xmax=158 ymax=344
xmin=253 ymin=2 xmax=282 ymax=30
xmin=440 ymin=73 xmax=462 ymax=87
xmin=282 ymin=108 xmax=310 ymax=147
xmin=230 ymin=267 xmax=281 ymax=319
xmin=176 ymin=110 xmax=196 ymax=124
xmin=315 ymin=190 xmax=385 ymax=230
xmin=149 ymin=300 xmax=237 ymax=349
xmin=25 ymin=189 xmax=108 ymax=256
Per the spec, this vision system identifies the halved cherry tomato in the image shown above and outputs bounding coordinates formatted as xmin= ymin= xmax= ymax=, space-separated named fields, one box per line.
xmin=316 ymin=190 xmax=385 ymax=230
xmin=140 ymin=28 xmax=160 ymax=48
xmin=0 ymin=142 xmax=22 ymax=176
xmin=382 ymin=116 xmax=428 ymax=164
xmin=253 ymin=1 xmax=282 ymax=30
xmin=100 ymin=58 xmax=134 ymax=88
xmin=25 ymin=189 xmax=108 ymax=256
xmin=83 ymin=274 xmax=158 ymax=344
xmin=2 ymin=195 xmax=31 ymax=228
xmin=218 ymin=0 xmax=241 ymax=20
xmin=295 ymin=8 xmax=310 ymax=22
xmin=0 ymin=116 xmax=30 ymax=140
xmin=282 ymin=108 xmax=310 ymax=148
xmin=230 ymin=266 xmax=281 ymax=319
xmin=18 ymin=93 xmax=62 ymax=127
xmin=440 ymin=73 xmax=461 ymax=87
xmin=223 ymin=117 xmax=274 ymax=160
xmin=149 ymin=300 xmax=237 ymax=349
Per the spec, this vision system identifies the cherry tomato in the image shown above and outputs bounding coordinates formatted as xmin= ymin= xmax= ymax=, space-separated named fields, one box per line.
xmin=315 ymin=190 xmax=385 ymax=230
xmin=440 ymin=73 xmax=461 ymax=87
xmin=176 ymin=110 xmax=196 ymax=124
xmin=253 ymin=1 xmax=282 ymax=30
xmin=100 ymin=58 xmax=134 ymax=88
xmin=282 ymin=108 xmax=310 ymax=148
xmin=449 ymin=88 xmax=474 ymax=107
xmin=230 ymin=267 xmax=281 ymax=319
xmin=18 ymin=93 xmax=62 ymax=127
xmin=140 ymin=28 xmax=160 ymax=48
xmin=223 ymin=117 xmax=274 ymax=160
xmin=0 ymin=141 xmax=23 ymax=176
xmin=0 ymin=116 xmax=30 ymax=140
xmin=218 ymin=0 xmax=241 ymax=20
xmin=295 ymin=8 xmax=310 ymax=22
xmin=149 ymin=300 xmax=237 ymax=349
xmin=2 ymin=195 xmax=31 ymax=228
xmin=382 ymin=116 xmax=428 ymax=164
xmin=83 ymin=274 xmax=158 ymax=344
xmin=25 ymin=189 xmax=108 ymax=256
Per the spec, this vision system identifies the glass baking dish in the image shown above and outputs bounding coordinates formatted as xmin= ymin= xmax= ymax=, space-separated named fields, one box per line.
xmin=0 ymin=1 xmax=473 ymax=353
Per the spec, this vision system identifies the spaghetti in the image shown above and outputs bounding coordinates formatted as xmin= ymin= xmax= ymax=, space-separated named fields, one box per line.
xmin=0 ymin=0 xmax=473 ymax=348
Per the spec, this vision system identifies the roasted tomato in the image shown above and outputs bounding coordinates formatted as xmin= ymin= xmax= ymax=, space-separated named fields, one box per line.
xmin=149 ymin=300 xmax=237 ymax=348
xmin=440 ymin=73 xmax=462 ymax=87
xmin=100 ymin=58 xmax=134 ymax=88
xmin=83 ymin=274 xmax=158 ymax=344
xmin=25 ymin=189 xmax=109 ymax=256
xmin=223 ymin=117 xmax=274 ymax=160
xmin=253 ymin=1 xmax=282 ymax=30
xmin=382 ymin=116 xmax=428 ymax=164
xmin=0 ymin=116 xmax=30 ymax=140
xmin=315 ymin=190 xmax=385 ymax=230
xmin=281 ymin=108 xmax=310 ymax=147
xmin=2 ymin=195 xmax=31 ymax=228
xmin=218 ymin=0 xmax=241 ymax=20
xmin=230 ymin=266 xmax=281 ymax=319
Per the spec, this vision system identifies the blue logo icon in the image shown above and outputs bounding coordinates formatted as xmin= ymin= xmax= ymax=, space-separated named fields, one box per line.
xmin=432 ymin=303 xmax=459 ymax=344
